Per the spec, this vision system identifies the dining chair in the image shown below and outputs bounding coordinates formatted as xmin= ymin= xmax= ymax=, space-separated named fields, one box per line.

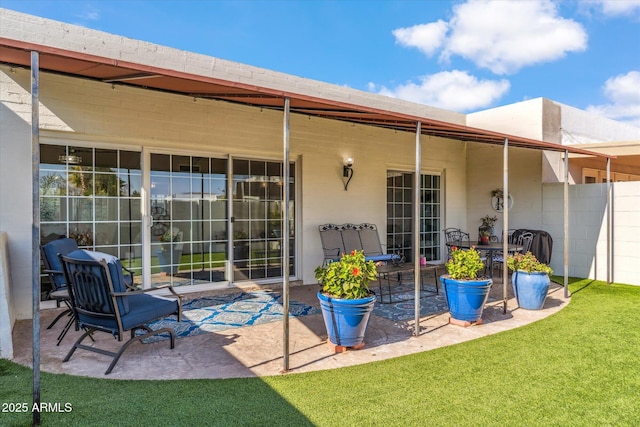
xmin=444 ymin=228 xmax=470 ymax=258
xmin=493 ymin=231 xmax=534 ymax=278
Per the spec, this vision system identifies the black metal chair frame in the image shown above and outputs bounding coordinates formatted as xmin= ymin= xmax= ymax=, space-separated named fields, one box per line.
xmin=493 ymin=231 xmax=534 ymax=277
xmin=318 ymin=223 xmax=403 ymax=266
xmin=40 ymin=237 xmax=137 ymax=346
xmin=41 ymin=247 xmax=75 ymax=345
xmin=60 ymin=254 xmax=182 ymax=375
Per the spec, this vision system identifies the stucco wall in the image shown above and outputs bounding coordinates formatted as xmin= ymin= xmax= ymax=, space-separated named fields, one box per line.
xmin=466 ymin=98 xmax=546 ymax=141
xmin=0 ymin=232 xmax=15 ymax=358
xmin=543 ymin=181 xmax=640 ymax=286
xmin=558 ymin=103 xmax=640 ymax=145
xmin=1 ymin=66 xmax=469 ymax=319
xmin=466 ymin=144 xmax=544 ymax=236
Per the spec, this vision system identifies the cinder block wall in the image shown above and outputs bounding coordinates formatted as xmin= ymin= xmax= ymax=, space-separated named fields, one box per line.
xmin=543 ymin=182 xmax=640 ymax=286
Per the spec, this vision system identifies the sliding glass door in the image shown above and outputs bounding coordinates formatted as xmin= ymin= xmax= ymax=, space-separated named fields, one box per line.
xmin=232 ymin=159 xmax=295 ymax=281
xmin=40 ymin=144 xmax=142 ymax=295
xmin=150 ymin=154 xmax=228 ymax=286
xmin=40 ymin=144 xmax=296 ymax=293
xmin=386 ymin=171 xmax=442 ymax=262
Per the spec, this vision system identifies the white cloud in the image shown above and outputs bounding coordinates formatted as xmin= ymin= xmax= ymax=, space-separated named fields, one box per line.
xmin=587 ymin=0 xmax=640 ymax=16
xmin=76 ymin=7 xmax=100 ymax=21
xmin=587 ymin=71 xmax=640 ymax=127
xmin=393 ymin=20 xmax=448 ymax=56
xmin=393 ymin=0 xmax=587 ymax=75
xmin=376 ymin=70 xmax=510 ymax=112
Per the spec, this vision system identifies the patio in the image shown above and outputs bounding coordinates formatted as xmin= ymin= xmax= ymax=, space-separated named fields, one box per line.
xmin=11 ymin=276 xmax=569 ymax=380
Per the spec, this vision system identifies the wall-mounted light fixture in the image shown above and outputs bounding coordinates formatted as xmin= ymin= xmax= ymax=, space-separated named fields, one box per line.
xmin=343 ymin=157 xmax=354 ymax=191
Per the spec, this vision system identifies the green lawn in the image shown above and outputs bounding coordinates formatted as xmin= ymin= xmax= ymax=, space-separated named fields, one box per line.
xmin=2 ymin=278 xmax=639 ymax=426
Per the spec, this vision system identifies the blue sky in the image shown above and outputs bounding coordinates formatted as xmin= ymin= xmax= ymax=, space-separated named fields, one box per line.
xmin=3 ymin=0 xmax=639 ymax=126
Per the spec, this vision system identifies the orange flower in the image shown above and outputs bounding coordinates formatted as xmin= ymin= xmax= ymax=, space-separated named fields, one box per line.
xmin=352 ymin=267 xmax=361 ymax=277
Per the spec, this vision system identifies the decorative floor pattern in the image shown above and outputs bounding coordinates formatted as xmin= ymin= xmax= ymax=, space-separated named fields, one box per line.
xmin=373 ymin=284 xmax=449 ymax=322
xmin=141 ymin=290 xmax=320 ymax=343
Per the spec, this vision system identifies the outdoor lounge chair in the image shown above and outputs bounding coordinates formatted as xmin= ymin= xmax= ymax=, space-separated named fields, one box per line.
xmin=41 ymin=237 xmax=136 ymax=345
xmin=318 ymin=223 xmax=402 ymax=265
xmin=41 ymin=238 xmax=79 ymax=345
xmin=60 ymin=249 xmax=182 ymax=375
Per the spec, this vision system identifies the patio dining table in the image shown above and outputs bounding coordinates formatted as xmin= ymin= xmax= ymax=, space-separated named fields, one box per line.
xmin=446 ymin=240 xmax=524 ymax=278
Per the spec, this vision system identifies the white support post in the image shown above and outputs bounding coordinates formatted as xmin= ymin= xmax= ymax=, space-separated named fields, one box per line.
xmin=502 ymin=138 xmax=509 ymax=313
xmin=563 ymin=150 xmax=569 ymax=298
xmin=414 ymin=122 xmax=422 ymax=336
xmin=31 ymin=50 xmax=42 ymax=427
xmin=606 ymin=158 xmax=612 ymax=285
xmin=282 ymin=97 xmax=291 ymax=371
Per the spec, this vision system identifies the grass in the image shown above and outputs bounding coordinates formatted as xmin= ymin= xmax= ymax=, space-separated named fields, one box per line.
xmin=2 ymin=278 xmax=639 ymax=426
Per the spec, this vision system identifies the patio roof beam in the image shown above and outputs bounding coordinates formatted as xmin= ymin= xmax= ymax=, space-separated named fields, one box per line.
xmin=102 ymin=73 xmax=162 ymax=83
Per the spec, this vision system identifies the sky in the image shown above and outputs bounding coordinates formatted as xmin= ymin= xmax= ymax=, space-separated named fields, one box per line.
xmin=2 ymin=0 xmax=640 ymax=127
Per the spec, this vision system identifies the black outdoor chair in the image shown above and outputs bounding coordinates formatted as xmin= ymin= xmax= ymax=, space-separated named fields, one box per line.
xmin=444 ymin=228 xmax=470 ymax=257
xmin=41 ymin=237 xmax=136 ymax=345
xmin=41 ymin=238 xmax=79 ymax=345
xmin=60 ymin=249 xmax=182 ymax=375
xmin=493 ymin=231 xmax=534 ymax=277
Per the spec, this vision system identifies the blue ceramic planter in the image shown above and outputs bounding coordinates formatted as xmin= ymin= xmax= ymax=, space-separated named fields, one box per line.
xmin=317 ymin=291 xmax=376 ymax=347
xmin=156 ymin=249 xmax=181 ymax=274
xmin=440 ymin=276 xmax=492 ymax=322
xmin=512 ymin=271 xmax=550 ymax=310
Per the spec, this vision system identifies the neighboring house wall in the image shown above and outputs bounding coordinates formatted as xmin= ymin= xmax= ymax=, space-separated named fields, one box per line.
xmin=543 ymin=182 xmax=640 ymax=286
xmin=558 ymin=103 xmax=640 ymax=146
xmin=1 ymin=66 xmax=469 ymax=319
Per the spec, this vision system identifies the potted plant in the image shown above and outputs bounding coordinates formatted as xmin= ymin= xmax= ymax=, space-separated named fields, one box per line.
xmin=479 ymin=215 xmax=497 ymax=244
xmin=507 ymin=251 xmax=553 ymax=310
xmin=314 ymin=250 xmax=378 ymax=349
xmin=439 ymin=246 xmax=492 ymax=325
xmin=157 ymin=227 xmax=183 ymax=274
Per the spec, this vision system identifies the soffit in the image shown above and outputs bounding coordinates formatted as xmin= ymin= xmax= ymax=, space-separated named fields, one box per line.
xmin=0 ymin=39 xmax=614 ymax=159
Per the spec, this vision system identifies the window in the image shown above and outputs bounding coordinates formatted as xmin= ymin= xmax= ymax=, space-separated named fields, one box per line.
xmin=40 ymin=144 xmax=142 ymax=295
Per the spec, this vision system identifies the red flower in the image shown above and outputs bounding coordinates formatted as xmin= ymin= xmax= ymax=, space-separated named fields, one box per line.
xmin=452 ymin=246 xmax=457 ymax=251
xmin=351 ymin=250 xmax=356 ymax=256
xmin=352 ymin=267 xmax=361 ymax=277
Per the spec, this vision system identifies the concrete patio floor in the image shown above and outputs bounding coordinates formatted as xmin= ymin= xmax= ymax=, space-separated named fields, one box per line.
xmin=11 ymin=276 xmax=569 ymax=380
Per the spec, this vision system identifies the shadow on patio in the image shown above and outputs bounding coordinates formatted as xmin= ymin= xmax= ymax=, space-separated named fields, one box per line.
xmin=11 ymin=277 xmax=569 ymax=380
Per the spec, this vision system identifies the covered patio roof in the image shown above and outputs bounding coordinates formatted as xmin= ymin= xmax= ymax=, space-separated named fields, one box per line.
xmin=0 ymin=37 xmax=615 ymax=159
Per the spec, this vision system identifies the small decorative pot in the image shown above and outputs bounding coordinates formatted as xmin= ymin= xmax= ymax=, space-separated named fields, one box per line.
xmin=440 ymin=275 xmax=492 ymax=322
xmin=512 ymin=271 xmax=550 ymax=310
xmin=317 ymin=291 xmax=376 ymax=347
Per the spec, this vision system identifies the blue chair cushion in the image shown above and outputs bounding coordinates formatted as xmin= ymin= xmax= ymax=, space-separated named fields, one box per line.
xmin=79 ymin=294 xmax=178 ymax=334
xmin=365 ymin=254 xmax=401 ymax=263
xmin=66 ymin=249 xmax=130 ymax=314
xmin=42 ymin=238 xmax=79 ymax=289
